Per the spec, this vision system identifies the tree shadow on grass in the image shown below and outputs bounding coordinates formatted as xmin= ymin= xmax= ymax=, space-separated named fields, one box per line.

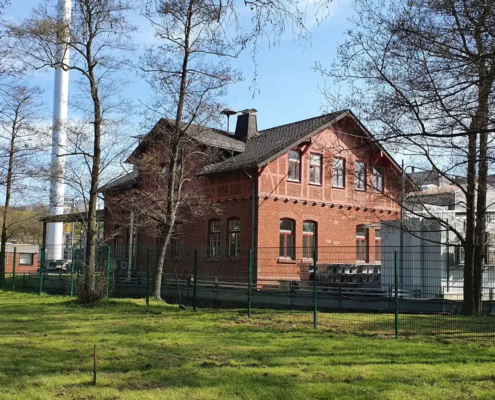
xmin=2 ymin=294 xmax=495 ymax=399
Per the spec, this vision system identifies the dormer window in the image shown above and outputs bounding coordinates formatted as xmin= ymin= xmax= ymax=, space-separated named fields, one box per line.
xmin=288 ymin=150 xmax=301 ymax=182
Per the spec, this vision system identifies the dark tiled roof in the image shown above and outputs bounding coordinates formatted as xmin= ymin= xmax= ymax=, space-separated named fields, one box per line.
xmin=100 ymin=169 xmax=139 ymax=192
xmin=130 ymin=119 xmax=245 ymax=161
xmin=191 ymin=126 xmax=245 ymax=152
xmin=202 ymin=111 xmax=346 ymax=174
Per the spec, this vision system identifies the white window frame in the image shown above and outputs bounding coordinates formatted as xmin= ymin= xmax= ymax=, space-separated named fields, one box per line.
xmin=288 ymin=150 xmax=301 ymax=182
xmin=19 ymin=253 xmax=34 ymax=266
xmin=355 ymin=161 xmax=366 ymax=191
xmin=373 ymin=166 xmax=384 ymax=193
xmin=333 ymin=157 xmax=345 ymax=188
xmin=309 ymin=153 xmax=322 ymax=185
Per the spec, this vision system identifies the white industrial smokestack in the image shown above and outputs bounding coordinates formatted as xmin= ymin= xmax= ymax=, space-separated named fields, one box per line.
xmin=47 ymin=0 xmax=72 ymax=262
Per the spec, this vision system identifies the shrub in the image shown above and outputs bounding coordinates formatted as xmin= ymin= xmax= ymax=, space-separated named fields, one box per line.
xmin=74 ymin=270 xmax=108 ymax=304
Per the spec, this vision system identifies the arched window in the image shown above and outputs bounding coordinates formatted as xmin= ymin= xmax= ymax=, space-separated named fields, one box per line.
xmin=228 ymin=218 xmax=241 ymax=257
xmin=303 ymin=221 xmax=317 ymax=259
xmin=279 ymin=219 xmax=295 ymax=259
xmin=208 ymin=219 xmax=221 ymax=257
xmin=356 ymin=225 xmax=368 ymax=262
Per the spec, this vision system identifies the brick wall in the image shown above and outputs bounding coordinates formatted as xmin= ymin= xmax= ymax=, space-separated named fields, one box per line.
xmin=4 ymin=252 xmax=39 ymax=274
xmin=104 ymin=115 xmax=401 ymax=283
xmin=256 ymin=197 xmax=398 ymax=282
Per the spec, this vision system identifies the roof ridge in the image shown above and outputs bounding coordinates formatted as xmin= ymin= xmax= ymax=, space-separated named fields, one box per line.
xmin=257 ymin=110 xmax=348 ymax=134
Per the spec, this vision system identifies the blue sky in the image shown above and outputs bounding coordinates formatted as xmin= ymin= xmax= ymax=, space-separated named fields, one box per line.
xmin=7 ymin=0 xmax=355 ymax=132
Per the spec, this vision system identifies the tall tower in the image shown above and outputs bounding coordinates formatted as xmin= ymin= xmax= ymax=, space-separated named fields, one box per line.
xmin=47 ymin=0 xmax=72 ymax=262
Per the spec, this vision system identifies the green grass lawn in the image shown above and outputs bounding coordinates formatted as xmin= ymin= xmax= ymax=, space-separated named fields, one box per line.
xmin=1 ymin=293 xmax=495 ymax=400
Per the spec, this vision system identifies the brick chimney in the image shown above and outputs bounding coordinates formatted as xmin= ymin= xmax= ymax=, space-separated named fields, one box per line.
xmin=234 ymin=109 xmax=258 ymax=141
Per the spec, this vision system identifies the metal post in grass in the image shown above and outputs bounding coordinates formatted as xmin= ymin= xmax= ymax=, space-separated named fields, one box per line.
xmin=12 ymin=247 xmax=16 ymax=293
xmin=70 ymin=245 xmax=75 ymax=298
xmin=313 ymin=249 xmax=318 ymax=329
xmin=394 ymin=250 xmax=399 ymax=339
xmin=193 ymin=248 xmax=198 ymax=312
xmin=146 ymin=247 xmax=151 ymax=306
xmin=106 ymin=246 xmax=111 ymax=300
xmin=39 ymin=247 xmax=45 ymax=296
xmin=248 ymin=248 xmax=253 ymax=317
xmin=93 ymin=345 xmax=97 ymax=386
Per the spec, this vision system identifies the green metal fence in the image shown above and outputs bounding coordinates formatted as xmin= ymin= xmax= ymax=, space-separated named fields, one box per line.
xmin=4 ymin=244 xmax=495 ymax=339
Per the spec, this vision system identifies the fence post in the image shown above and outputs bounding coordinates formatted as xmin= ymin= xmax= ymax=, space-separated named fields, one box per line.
xmin=106 ymin=246 xmax=111 ymax=300
xmin=313 ymin=249 xmax=318 ymax=329
xmin=394 ymin=250 xmax=399 ymax=339
xmin=193 ymin=248 xmax=198 ymax=312
xmin=39 ymin=247 xmax=44 ymax=296
xmin=146 ymin=247 xmax=151 ymax=306
xmin=70 ymin=245 xmax=75 ymax=298
xmin=248 ymin=249 xmax=253 ymax=317
xmin=12 ymin=247 xmax=16 ymax=293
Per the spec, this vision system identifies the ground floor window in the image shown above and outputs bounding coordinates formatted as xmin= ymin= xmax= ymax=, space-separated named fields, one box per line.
xmin=208 ymin=219 xmax=221 ymax=257
xmin=356 ymin=225 xmax=368 ymax=262
xmin=279 ymin=219 xmax=295 ymax=259
xmin=171 ymin=224 xmax=181 ymax=259
xmin=114 ymin=236 xmax=124 ymax=257
xmin=303 ymin=221 xmax=317 ymax=259
xmin=375 ymin=228 xmax=381 ymax=262
xmin=228 ymin=219 xmax=241 ymax=257
xmin=485 ymin=233 xmax=495 ymax=265
xmin=19 ymin=253 xmax=34 ymax=265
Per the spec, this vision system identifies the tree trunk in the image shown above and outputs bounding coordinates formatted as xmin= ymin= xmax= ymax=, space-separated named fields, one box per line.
xmin=152 ymin=0 xmax=193 ymax=300
xmin=0 ymin=119 xmax=17 ymax=289
xmin=83 ymin=101 xmax=101 ymax=295
xmin=82 ymin=5 xmax=101 ymax=299
xmin=473 ymin=76 xmax=493 ymax=314
xmin=463 ymin=130 xmax=477 ymax=315
xmin=154 ymin=224 xmax=174 ymax=300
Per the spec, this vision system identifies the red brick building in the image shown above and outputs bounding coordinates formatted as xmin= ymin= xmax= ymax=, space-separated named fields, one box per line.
xmin=2 ymin=243 xmax=39 ymax=274
xmin=102 ymin=110 xmax=401 ymax=283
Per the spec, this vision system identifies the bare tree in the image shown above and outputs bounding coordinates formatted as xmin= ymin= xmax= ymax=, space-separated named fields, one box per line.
xmin=108 ymin=122 xmax=224 ymax=280
xmin=128 ymin=0 xmax=244 ymax=300
xmin=10 ymin=0 xmax=135 ymax=301
xmin=0 ymin=82 xmax=46 ymax=288
xmin=137 ymin=0 xmax=332 ymax=299
xmin=316 ymin=0 xmax=495 ymax=315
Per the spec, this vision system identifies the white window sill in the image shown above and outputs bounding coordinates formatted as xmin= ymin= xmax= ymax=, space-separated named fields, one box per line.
xmin=278 ymin=258 xmax=297 ymax=264
xmin=333 ymin=185 xmax=345 ymax=189
xmin=287 ymin=179 xmax=301 ymax=183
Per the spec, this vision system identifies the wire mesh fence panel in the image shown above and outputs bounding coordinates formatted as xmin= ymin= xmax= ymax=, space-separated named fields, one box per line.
xmin=6 ymin=243 xmax=495 ymax=339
